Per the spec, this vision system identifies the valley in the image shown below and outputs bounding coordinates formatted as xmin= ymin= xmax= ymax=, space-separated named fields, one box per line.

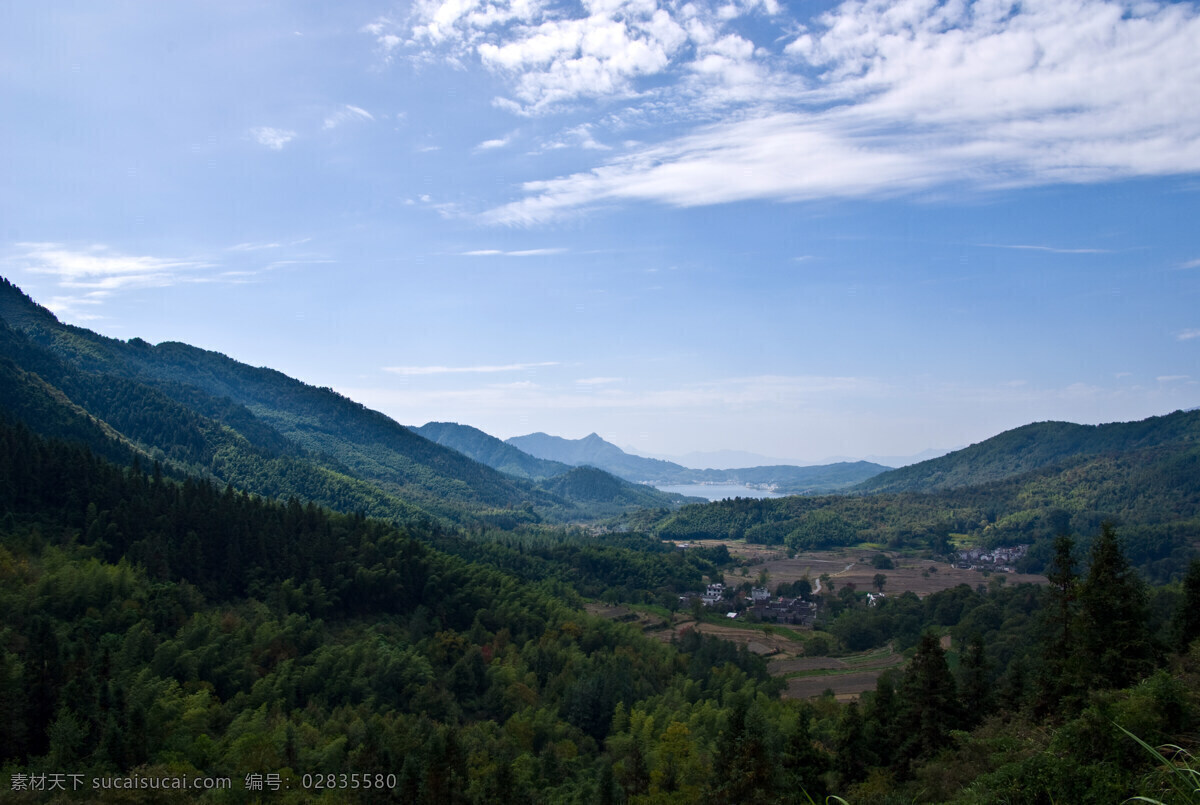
xmin=1 ymin=274 xmax=1198 ymax=803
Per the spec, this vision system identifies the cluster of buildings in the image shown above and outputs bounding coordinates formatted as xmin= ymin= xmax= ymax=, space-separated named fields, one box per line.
xmin=955 ymin=544 xmax=1028 ymax=572
xmin=679 ymin=582 xmax=818 ymax=627
xmin=749 ymin=596 xmax=818 ymax=626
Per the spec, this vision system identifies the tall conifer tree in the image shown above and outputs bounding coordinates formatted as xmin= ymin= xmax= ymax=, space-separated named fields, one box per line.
xmin=1077 ymin=523 xmax=1155 ymax=690
xmin=1173 ymin=558 xmax=1200 ymax=652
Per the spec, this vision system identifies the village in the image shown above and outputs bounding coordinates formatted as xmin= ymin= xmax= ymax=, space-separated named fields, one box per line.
xmin=955 ymin=544 xmax=1029 ymax=572
xmin=679 ymin=582 xmax=819 ymax=627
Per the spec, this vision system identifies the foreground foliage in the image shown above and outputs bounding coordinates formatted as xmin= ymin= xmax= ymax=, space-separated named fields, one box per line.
xmin=2 ymin=418 xmax=1200 ymax=803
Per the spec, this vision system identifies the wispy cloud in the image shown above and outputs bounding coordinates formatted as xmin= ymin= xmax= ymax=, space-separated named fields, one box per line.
xmin=576 ymin=377 xmax=623 ymax=386
xmin=1180 ymin=259 xmax=1200 ymax=269
xmin=323 ymin=104 xmax=375 ymax=130
xmin=383 ymin=361 xmax=560 ymax=375
xmin=250 ymin=127 xmax=297 ymax=150
xmin=1177 ymin=330 xmax=1200 ymax=341
xmin=485 ymin=113 xmax=936 ymax=224
xmin=979 ymin=244 xmax=1112 ymax=255
xmin=376 ymin=0 xmax=1200 ymax=223
xmin=476 ymin=134 xmax=514 ymax=151
xmin=15 ymin=242 xmax=208 ymax=290
xmin=1157 ymin=375 xmax=1191 ymax=382
xmin=540 ymin=124 xmax=611 ymax=152
xmin=367 ymin=373 xmax=887 ymax=408
xmin=8 ymin=242 xmax=213 ymax=321
xmin=461 ymin=248 xmax=567 ymax=256
xmin=228 ymin=242 xmax=283 ymax=252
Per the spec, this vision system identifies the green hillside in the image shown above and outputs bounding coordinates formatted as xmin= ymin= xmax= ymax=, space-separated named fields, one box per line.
xmin=0 ymin=278 xmax=686 ymax=526
xmin=3 ymin=417 xmax=1200 ymax=803
xmin=414 ymin=421 xmax=573 ymax=480
xmin=650 ymin=428 xmax=1200 ymax=582
xmin=856 ymin=411 xmax=1200 ymax=493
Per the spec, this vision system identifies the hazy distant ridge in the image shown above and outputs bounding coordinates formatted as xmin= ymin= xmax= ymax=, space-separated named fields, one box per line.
xmin=414 ymin=422 xmax=573 ymax=480
xmin=507 ymin=431 xmax=888 ymax=493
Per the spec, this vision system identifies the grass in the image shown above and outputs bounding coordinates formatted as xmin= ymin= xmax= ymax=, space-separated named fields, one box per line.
xmin=840 ymin=647 xmax=896 ymax=667
xmin=686 ymin=612 xmax=837 ymax=645
xmin=780 ymin=647 xmax=903 ymax=680
xmin=627 ymin=602 xmax=673 ymax=620
xmin=783 ymin=666 xmax=885 ymax=680
xmin=1118 ymin=723 xmax=1200 ymax=805
xmin=949 ymin=532 xmax=981 ymax=548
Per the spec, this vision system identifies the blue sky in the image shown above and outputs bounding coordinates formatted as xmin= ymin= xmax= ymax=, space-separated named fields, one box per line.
xmin=2 ymin=0 xmax=1198 ymax=463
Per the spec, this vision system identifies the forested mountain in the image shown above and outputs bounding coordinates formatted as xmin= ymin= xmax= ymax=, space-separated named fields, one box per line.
xmin=856 ymin=410 xmax=1200 ymax=493
xmin=648 ymin=426 xmax=1200 ymax=582
xmin=414 ymin=421 xmax=573 ymax=480
xmin=507 ymin=430 xmax=888 ymax=493
xmin=5 ymin=276 xmax=1200 ymax=801
xmin=0 ymin=278 xmax=686 ymax=526
xmin=508 ymin=431 xmax=684 ymax=480
xmin=3 ymin=415 xmax=1200 ymax=803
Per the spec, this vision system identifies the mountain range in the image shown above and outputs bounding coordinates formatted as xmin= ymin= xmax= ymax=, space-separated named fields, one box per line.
xmin=503 ymin=431 xmax=889 ymax=493
xmin=625 ymin=446 xmax=955 ymax=470
xmin=3 ymin=273 xmax=1198 ymax=577
xmin=0 ymin=277 xmax=693 ymax=527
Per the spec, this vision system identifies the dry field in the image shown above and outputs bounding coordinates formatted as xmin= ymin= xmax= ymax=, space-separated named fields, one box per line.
xmin=584 ymin=604 xmax=907 ymax=700
xmin=678 ymin=541 xmax=1046 ymax=597
xmin=592 ymin=545 xmax=1045 ymax=700
xmin=785 ymin=671 xmax=891 ymax=700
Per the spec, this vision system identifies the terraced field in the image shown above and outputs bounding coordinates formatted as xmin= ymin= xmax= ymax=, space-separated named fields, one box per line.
xmin=586 ymin=602 xmax=907 ymax=700
xmin=773 ymin=647 xmax=905 ymax=700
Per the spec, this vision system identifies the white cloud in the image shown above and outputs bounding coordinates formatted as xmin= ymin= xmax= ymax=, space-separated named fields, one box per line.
xmin=540 ymin=123 xmax=611 ymax=152
xmin=323 ymin=104 xmax=375 ymax=129
xmin=228 ymin=242 xmax=283 ymax=251
xmin=980 ymin=244 xmax=1112 ymax=255
xmin=476 ymin=134 xmax=514 ymax=150
xmin=15 ymin=242 xmax=208 ymax=291
xmin=1176 ymin=330 xmax=1200 ymax=341
xmin=576 ymin=376 xmax=623 ymax=385
xmin=461 ymin=247 xmax=566 ymax=255
xmin=453 ymin=0 xmax=1200 ymax=221
xmin=381 ymin=0 xmax=780 ymax=114
xmin=7 ymin=242 xmax=214 ymax=322
xmin=250 ymin=127 xmax=297 ymax=150
xmin=1180 ymin=259 xmax=1200 ymax=269
xmin=383 ymin=361 xmax=560 ymax=375
xmin=486 ymin=112 xmax=935 ymax=223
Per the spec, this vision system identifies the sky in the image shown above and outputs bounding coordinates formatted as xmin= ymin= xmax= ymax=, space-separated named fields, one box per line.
xmin=2 ymin=0 xmax=1199 ymax=464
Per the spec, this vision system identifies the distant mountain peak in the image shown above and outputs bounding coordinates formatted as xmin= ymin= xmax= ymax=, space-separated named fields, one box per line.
xmin=506 ymin=429 xmax=887 ymax=492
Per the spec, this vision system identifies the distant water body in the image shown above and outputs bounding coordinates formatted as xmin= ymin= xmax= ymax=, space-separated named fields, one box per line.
xmin=653 ymin=483 xmax=786 ymax=501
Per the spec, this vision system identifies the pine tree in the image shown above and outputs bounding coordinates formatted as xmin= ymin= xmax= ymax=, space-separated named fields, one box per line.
xmin=833 ymin=700 xmax=871 ymax=787
xmin=1172 ymin=558 xmax=1200 ymax=652
xmin=957 ymin=633 xmax=992 ymax=727
xmin=1076 ymin=523 xmax=1156 ymax=691
xmin=1034 ymin=533 xmax=1081 ymax=716
xmin=894 ymin=632 xmax=961 ymax=774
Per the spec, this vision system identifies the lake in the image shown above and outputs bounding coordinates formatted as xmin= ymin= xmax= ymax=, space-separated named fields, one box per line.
xmin=653 ymin=483 xmax=786 ymax=501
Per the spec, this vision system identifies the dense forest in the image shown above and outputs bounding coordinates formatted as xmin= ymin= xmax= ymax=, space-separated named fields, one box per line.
xmin=4 ymin=273 xmax=1200 ymax=802
xmin=3 ymin=416 xmax=1200 ymax=802
xmin=644 ymin=417 xmax=1200 ymax=585
xmin=0 ymin=278 xmax=692 ymax=529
